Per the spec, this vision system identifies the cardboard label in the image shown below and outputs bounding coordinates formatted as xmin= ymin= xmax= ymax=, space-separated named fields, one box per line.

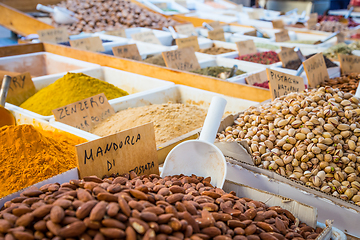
xmin=244 ymin=30 xmax=257 ymax=36
xmin=278 ymin=47 xmax=300 ymax=67
xmin=175 ymin=23 xmax=196 ymax=36
xmin=162 ymin=47 xmax=201 ymax=71
xmin=208 ymin=28 xmax=225 ymax=41
xmin=247 ymin=11 xmax=259 ymax=20
xmin=112 ymin=44 xmax=142 ymax=61
xmin=272 ymin=19 xmax=284 ymax=29
xmin=310 ymin=13 xmax=318 ymax=19
xmin=307 ymin=18 xmax=318 ymax=29
xmin=37 ymin=27 xmax=69 ymax=43
xmin=245 ymin=70 xmax=268 ymax=85
xmin=275 ymin=30 xmax=290 ymax=42
xmin=0 ymin=72 xmax=35 ymax=106
xmin=208 ymin=21 xmax=221 ymax=29
xmin=154 ymin=2 xmax=167 ymax=9
xmin=303 ymin=53 xmax=329 ymax=88
xmin=75 ymin=122 xmax=159 ymax=178
xmin=266 ymin=68 xmax=305 ymax=100
xmin=236 ymin=40 xmax=257 ymax=56
xmin=70 ymin=36 xmax=105 ymax=52
xmin=337 ymin=32 xmax=345 ymax=43
xmin=131 ymin=31 xmax=162 ymax=45
xmin=52 ymin=93 xmax=115 ymax=131
xmin=104 ymin=29 xmax=126 ymax=38
xmin=175 ymin=0 xmax=187 ymax=8
xmin=176 ymin=36 xmax=200 ymax=51
xmin=339 ymin=54 xmax=360 ymax=75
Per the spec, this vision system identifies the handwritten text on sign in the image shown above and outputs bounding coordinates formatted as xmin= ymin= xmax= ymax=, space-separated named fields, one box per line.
xmin=131 ymin=31 xmax=161 ymax=45
xmin=0 ymin=72 xmax=35 ymax=106
xmin=303 ymin=53 xmax=329 ymax=88
xmin=236 ymin=40 xmax=257 ymax=56
xmin=175 ymin=23 xmax=196 ymax=36
xmin=104 ymin=29 xmax=126 ymax=38
xmin=38 ymin=27 xmax=69 ymax=43
xmin=112 ymin=44 xmax=142 ymax=61
xmin=208 ymin=21 xmax=221 ymax=28
xmin=278 ymin=47 xmax=300 ymax=67
xmin=272 ymin=19 xmax=284 ymax=29
xmin=245 ymin=70 xmax=268 ymax=85
xmin=70 ymin=36 xmax=105 ymax=52
xmin=339 ymin=54 xmax=360 ymax=75
xmin=267 ymin=69 xmax=305 ymax=100
xmin=75 ymin=123 xmax=159 ymax=178
xmin=275 ymin=30 xmax=290 ymax=42
xmin=176 ymin=36 xmax=200 ymax=51
xmin=162 ymin=47 xmax=201 ymax=71
xmin=52 ymin=93 xmax=115 ymax=131
xmin=208 ymin=28 xmax=225 ymax=41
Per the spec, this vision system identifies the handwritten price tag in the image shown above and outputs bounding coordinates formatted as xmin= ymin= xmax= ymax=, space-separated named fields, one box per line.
xmin=267 ymin=68 xmax=305 ymax=100
xmin=247 ymin=11 xmax=259 ymax=20
xmin=339 ymin=54 xmax=360 ymax=75
xmin=75 ymin=122 xmax=158 ymax=178
xmin=245 ymin=70 xmax=268 ymax=85
xmin=272 ymin=19 xmax=284 ymax=29
xmin=208 ymin=21 xmax=221 ymax=28
xmin=278 ymin=47 xmax=300 ymax=67
xmin=208 ymin=28 xmax=225 ymax=41
xmin=162 ymin=47 xmax=201 ymax=71
xmin=52 ymin=93 xmax=115 ymax=131
xmin=104 ymin=29 xmax=126 ymax=38
xmin=307 ymin=18 xmax=318 ymax=29
xmin=131 ymin=31 xmax=162 ymax=45
xmin=236 ymin=40 xmax=257 ymax=56
xmin=175 ymin=23 xmax=196 ymax=36
xmin=303 ymin=53 xmax=329 ymax=88
xmin=0 ymin=72 xmax=35 ymax=106
xmin=37 ymin=27 xmax=69 ymax=43
xmin=70 ymin=36 xmax=105 ymax=52
xmin=176 ymin=36 xmax=200 ymax=51
xmin=275 ymin=30 xmax=290 ymax=42
xmin=112 ymin=44 xmax=142 ymax=61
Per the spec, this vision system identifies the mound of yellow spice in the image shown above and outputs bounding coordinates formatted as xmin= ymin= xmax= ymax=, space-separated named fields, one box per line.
xmin=0 ymin=125 xmax=86 ymax=198
xmin=20 ymin=72 xmax=129 ymax=116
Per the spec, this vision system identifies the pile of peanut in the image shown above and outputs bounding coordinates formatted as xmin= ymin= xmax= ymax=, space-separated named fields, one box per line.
xmin=52 ymin=0 xmax=178 ymax=34
xmin=0 ymin=172 xmax=322 ymax=240
xmin=318 ymin=73 xmax=360 ymax=95
xmin=217 ymin=87 xmax=360 ymax=204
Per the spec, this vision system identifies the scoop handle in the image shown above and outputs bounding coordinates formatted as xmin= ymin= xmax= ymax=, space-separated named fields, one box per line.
xmin=0 ymin=75 xmax=11 ymax=107
xmin=199 ymin=96 xmax=227 ymax=143
xmin=37 ymin=4 xmax=55 ymax=13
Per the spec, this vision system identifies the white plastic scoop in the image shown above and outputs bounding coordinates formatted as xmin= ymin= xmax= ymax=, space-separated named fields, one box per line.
xmin=37 ymin=4 xmax=78 ymax=25
xmin=161 ymin=96 xmax=227 ymax=188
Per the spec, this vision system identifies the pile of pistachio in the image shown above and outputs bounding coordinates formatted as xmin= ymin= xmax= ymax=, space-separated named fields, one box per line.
xmin=217 ymin=87 xmax=360 ymax=205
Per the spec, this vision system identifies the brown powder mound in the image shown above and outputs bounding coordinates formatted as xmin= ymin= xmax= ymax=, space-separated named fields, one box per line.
xmin=90 ymin=103 xmax=207 ymax=144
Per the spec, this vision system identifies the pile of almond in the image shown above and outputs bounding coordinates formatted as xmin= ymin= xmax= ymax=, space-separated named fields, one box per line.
xmin=0 ymin=172 xmax=322 ymax=240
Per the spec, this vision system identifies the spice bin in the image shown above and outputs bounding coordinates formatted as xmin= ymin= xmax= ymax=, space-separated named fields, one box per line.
xmin=5 ymin=66 xmax=174 ymax=121
xmin=0 ymin=52 xmax=99 ymax=77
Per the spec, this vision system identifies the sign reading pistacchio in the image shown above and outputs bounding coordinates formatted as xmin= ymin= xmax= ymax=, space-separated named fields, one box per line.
xmin=267 ymin=68 xmax=305 ymax=100
xmin=0 ymin=71 xmax=35 ymax=106
xmin=162 ymin=47 xmax=201 ymax=71
xmin=303 ymin=53 xmax=329 ymax=88
xmin=52 ymin=93 xmax=115 ymax=131
xmin=76 ymin=122 xmax=159 ymax=178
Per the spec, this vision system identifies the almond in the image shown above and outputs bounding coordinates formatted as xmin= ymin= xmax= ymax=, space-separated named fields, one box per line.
xmin=50 ymin=205 xmax=65 ymax=223
xmin=32 ymin=205 xmax=52 ymax=218
xmin=245 ymin=224 xmax=257 ymax=236
xmin=118 ymin=196 xmax=131 ymax=217
xmin=0 ymin=219 xmax=11 ymax=233
xmin=129 ymin=189 xmax=148 ymax=200
xmin=259 ymin=232 xmax=278 ymax=240
xmin=97 ymin=192 xmax=118 ymax=202
xmin=102 ymin=218 xmax=126 ymax=229
xmin=12 ymin=231 xmax=34 ymax=240
xmin=15 ymin=213 xmax=34 ymax=227
xmin=58 ymin=221 xmax=86 ymax=238
xmin=129 ymin=217 xmax=149 ymax=234
xmin=100 ymin=227 xmax=126 ymax=238
xmin=125 ymin=226 xmax=137 ymax=240
xmin=90 ymin=201 xmax=107 ymax=221
xmin=201 ymin=226 xmax=221 ymax=237
xmin=75 ymin=200 xmax=98 ymax=219
xmin=166 ymin=193 xmax=184 ymax=204
xmin=46 ymin=220 xmax=61 ymax=235
xmin=140 ymin=211 xmax=158 ymax=222
xmin=77 ymin=188 xmax=94 ymax=202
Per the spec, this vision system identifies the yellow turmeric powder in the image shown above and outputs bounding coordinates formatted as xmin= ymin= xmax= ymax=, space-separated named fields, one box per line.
xmin=0 ymin=124 xmax=86 ymax=198
xmin=20 ymin=72 xmax=129 ymax=116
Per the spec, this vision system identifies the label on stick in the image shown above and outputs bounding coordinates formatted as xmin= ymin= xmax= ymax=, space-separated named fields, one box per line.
xmin=208 ymin=21 xmax=221 ymax=28
xmin=112 ymin=44 xmax=142 ymax=61
xmin=275 ymin=30 xmax=290 ymax=42
xmin=266 ymin=68 xmax=305 ymax=100
xmin=75 ymin=122 xmax=159 ymax=179
xmin=208 ymin=28 xmax=225 ymax=41
xmin=52 ymin=93 xmax=115 ymax=131
xmin=278 ymin=47 xmax=300 ymax=67
xmin=70 ymin=36 xmax=105 ymax=52
xmin=245 ymin=70 xmax=268 ymax=85
xmin=303 ymin=53 xmax=329 ymax=88
xmin=176 ymin=36 xmax=200 ymax=51
xmin=272 ymin=19 xmax=284 ymax=29
xmin=175 ymin=23 xmax=196 ymax=36
xmin=236 ymin=40 xmax=257 ymax=56
xmin=247 ymin=11 xmax=259 ymax=20
xmin=337 ymin=32 xmax=345 ymax=43
xmin=307 ymin=18 xmax=318 ymax=29
xmin=104 ymin=29 xmax=126 ymax=38
xmin=162 ymin=47 xmax=201 ymax=71
xmin=339 ymin=54 xmax=360 ymax=75
xmin=0 ymin=72 xmax=35 ymax=106
xmin=244 ymin=30 xmax=257 ymax=36
xmin=38 ymin=27 xmax=69 ymax=43
xmin=131 ymin=31 xmax=162 ymax=45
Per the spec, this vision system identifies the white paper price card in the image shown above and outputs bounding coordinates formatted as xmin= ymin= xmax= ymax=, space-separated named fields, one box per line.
xmin=75 ymin=122 xmax=159 ymax=178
